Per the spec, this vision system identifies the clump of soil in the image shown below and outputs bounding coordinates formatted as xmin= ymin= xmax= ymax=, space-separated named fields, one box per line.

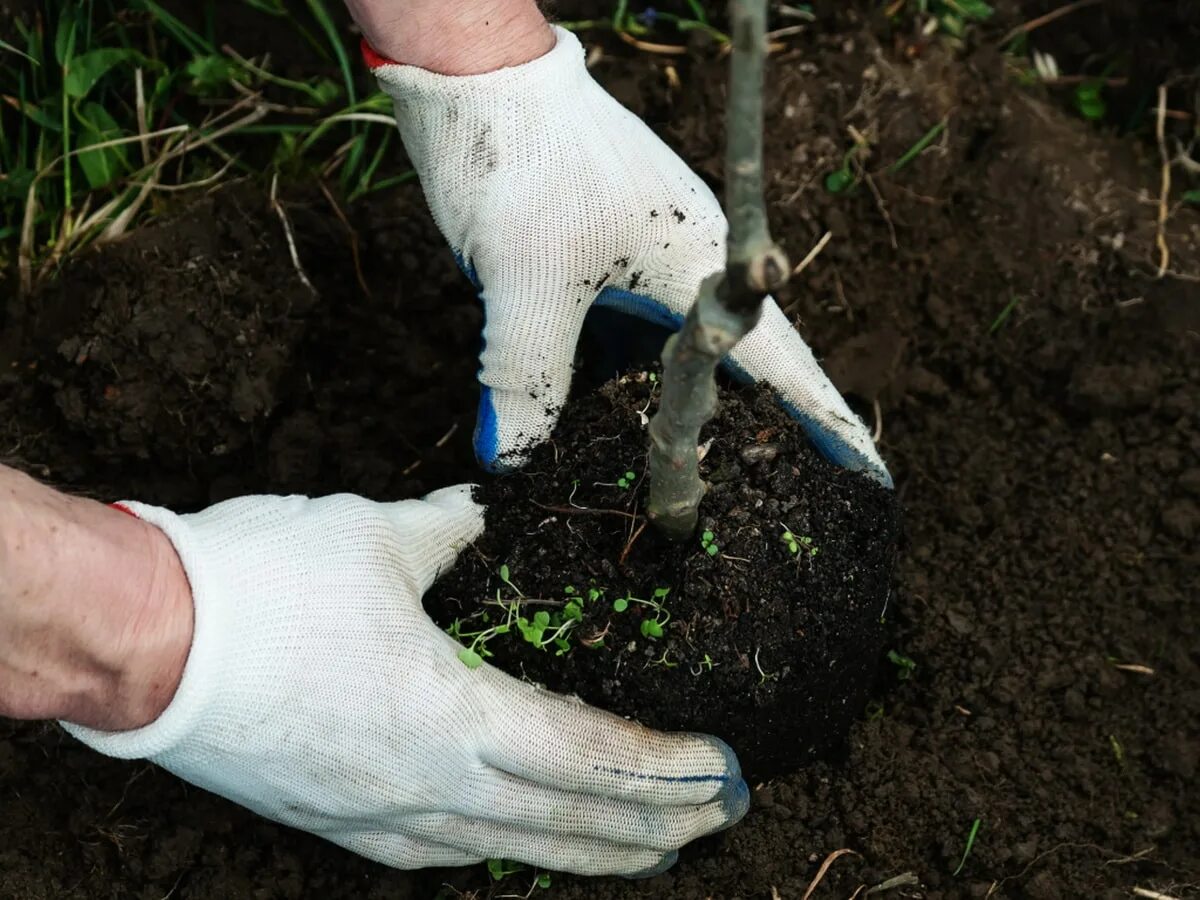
xmin=426 ymin=377 xmax=898 ymax=779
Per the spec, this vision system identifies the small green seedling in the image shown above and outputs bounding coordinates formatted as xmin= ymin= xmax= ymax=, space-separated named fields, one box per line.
xmin=988 ymin=295 xmax=1021 ymax=335
xmin=616 ymin=470 xmax=637 ymax=489
xmin=1109 ymin=734 xmax=1126 ymax=768
xmin=887 ymin=649 xmax=917 ymax=680
xmin=690 ymin=652 xmax=715 ymax=676
xmin=613 ymin=587 xmax=672 ymax=639
xmin=1074 ymin=80 xmax=1107 ymax=121
xmin=648 ymin=648 xmax=678 ymax=669
xmin=487 ymin=858 xmax=524 ymax=881
xmin=498 ymin=563 xmax=521 ymax=596
xmin=447 ymin=598 xmax=517 ymax=669
xmin=824 ymin=145 xmax=862 ymax=193
xmin=865 ymin=700 xmax=885 ymax=721
xmin=700 ymin=530 xmax=720 ymax=557
xmin=887 ymin=120 xmax=948 ymax=176
xmin=952 ymin=818 xmax=982 ymax=876
xmin=780 ymin=527 xmax=819 ymax=557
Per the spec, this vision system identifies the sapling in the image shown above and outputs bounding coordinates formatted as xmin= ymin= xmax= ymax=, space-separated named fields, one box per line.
xmin=647 ymin=0 xmax=790 ymax=540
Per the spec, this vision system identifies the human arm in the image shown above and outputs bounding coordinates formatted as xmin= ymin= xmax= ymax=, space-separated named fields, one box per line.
xmin=0 ymin=463 xmax=191 ymax=729
xmin=0 ymin=464 xmax=746 ymax=875
xmin=348 ymin=3 xmax=891 ymax=485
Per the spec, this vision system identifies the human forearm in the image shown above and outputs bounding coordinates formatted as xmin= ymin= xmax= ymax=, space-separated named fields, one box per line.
xmin=346 ymin=0 xmax=553 ymax=74
xmin=0 ymin=465 xmax=192 ymax=729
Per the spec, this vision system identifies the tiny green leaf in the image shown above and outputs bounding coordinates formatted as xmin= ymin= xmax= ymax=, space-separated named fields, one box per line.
xmin=534 ymin=610 xmax=551 ymax=627
xmin=653 ymin=587 xmax=670 ymax=599
xmin=613 ymin=597 xmax=629 ymax=612
xmin=641 ymin=619 xmax=664 ymax=639
xmin=702 ymin=530 xmax=714 ymax=542
xmin=499 ymin=564 xmax=511 ymax=582
xmin=706 ymin=543 xmax=719 ymax=556
xmin=824 ymin=168 xmax=855 ymax=194
xmin=458 ymin=648 xmax=483 ymax=669
xmin=537 ymin=873 xmax=552 ymax=888
xmin=952 ymin=0 xmax=993 ymax=21
xmin=564 ymin=585 xmax=576 ymax=594
xmin=64 ymin=48 xmax=143 ymax=98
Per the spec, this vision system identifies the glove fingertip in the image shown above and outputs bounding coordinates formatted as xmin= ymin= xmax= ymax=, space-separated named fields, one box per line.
xmin=474 ymin=384 xmax=561 ymax=474
xmin=624 ymin=849 xmax=678 ymax=880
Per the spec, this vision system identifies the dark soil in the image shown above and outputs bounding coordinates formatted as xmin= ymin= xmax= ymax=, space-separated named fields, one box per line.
xmin=2 ymin=2 xmax=1199 ymax=899
xmin=426 ymin=379 xmax=898 ymax=781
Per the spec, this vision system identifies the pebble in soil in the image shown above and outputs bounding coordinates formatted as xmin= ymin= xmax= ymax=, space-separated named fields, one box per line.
xmin=424 ymin=372 xmax=900 ymax=780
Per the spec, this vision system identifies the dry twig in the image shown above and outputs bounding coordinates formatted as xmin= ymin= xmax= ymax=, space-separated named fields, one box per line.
xmin=792 ymin=230 xmax=832 ymax=276
xmin=996 ymin=0 xmax=1104 ymax=48
xmin=270 ymin=173 xmax=317 ymax=296
xmin=1154 ymin=84 xmax=1171 ymax=278
xmin=802 ymin=848 xmax=858 ymax=900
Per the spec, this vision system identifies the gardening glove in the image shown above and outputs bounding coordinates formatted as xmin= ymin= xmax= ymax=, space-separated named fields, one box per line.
xmin=60 ymin=486 xmax=748 ymax=875
xmin=367 ymin=26 xmax=891 ymax=486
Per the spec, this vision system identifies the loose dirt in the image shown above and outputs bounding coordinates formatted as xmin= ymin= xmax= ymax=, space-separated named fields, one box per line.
xmin=1 ymin=2 xmax=1197 ymax=898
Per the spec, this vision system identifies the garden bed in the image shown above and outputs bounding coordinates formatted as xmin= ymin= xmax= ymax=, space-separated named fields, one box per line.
xmin=1 ymin=2 xmax=1197 ymax=898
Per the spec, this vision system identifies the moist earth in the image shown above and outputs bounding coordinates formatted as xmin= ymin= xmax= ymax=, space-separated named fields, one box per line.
xmin=424 ymin=378 xmax=899 ymax=781
xmin=1 ymin=2 xmax=1198 ymax=899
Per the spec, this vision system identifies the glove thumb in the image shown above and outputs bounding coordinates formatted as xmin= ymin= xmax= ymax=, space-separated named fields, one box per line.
xmin=383 ymin=484 xmax=486 ymax=594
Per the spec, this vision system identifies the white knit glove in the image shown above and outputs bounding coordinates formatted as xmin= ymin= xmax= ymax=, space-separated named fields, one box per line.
xmin=368 ymin=26 xmax=890 ymax=486
xmin=61 ymin=487 xmax=747 ymax=875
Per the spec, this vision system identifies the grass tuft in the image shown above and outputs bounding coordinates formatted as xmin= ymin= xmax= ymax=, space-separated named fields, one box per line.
xmin=1 ymin=0 xmax=409 ymax=293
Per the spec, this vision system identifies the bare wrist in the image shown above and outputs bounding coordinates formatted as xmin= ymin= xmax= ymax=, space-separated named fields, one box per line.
xmin=0 ymin=466 xmax=193 ymax=730
xmin=348 ymin=0 xmax=553 ymax=74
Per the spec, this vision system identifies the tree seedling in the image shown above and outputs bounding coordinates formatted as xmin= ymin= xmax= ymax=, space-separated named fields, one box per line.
xmin=646 ymin=0 xmax=791 ymax=541
xmin=616 ymin=470 xmax=637 ymax=489
xmin=887 ymin=649 xmax=917 ymax=680
xmin=700 ymin=530 xmax=720 ymax=557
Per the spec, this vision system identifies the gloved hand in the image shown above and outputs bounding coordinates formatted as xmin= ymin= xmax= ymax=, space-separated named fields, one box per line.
xmin=369 ymin=26 xmax=890 ymax=486
xmin=61 ymin=487 xmax=747 ymax=875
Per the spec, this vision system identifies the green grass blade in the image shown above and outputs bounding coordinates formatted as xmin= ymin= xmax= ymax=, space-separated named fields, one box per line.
xmin=612 ymin=0 xmax=629 ymax=31
xmin=134 ymin=0 xmax=215 ymax=56
xmin=348 ymin=127 xmax=392 ymax=200
xmin=59 ymin=17 xmax=78 ymax=212
xmin=952 ymin=818 xmax=981 ymax=876
xmin=305 ymin=0 xmax=356 ymax=106
xmin=354 ymin=169 xmax=416 ymax=198
xmin=0 ymin=36 xmax=40 ymax=65
xmin=239 ymin=0 xmax=289 ymax=15
xmin=684 ymin=0 xmax=709 ymax=24
xmin=888 ymin=120 xmax=948 ymax=175
xmin=55 ymin=9 xmax=78 ymax=65
xmin=988 ymin=295 xmax=1020 ymax=334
